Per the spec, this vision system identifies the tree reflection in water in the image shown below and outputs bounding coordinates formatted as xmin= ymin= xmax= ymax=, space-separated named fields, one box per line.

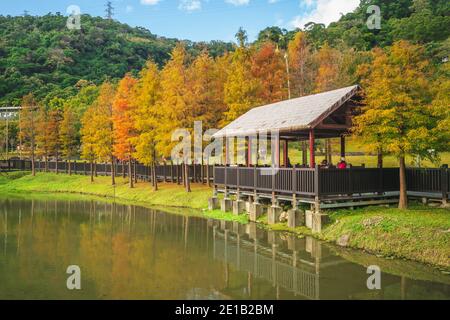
xmin=0 ymin=197 xmax=449 ymax=300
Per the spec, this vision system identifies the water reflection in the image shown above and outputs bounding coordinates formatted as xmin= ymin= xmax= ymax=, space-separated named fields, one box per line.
xmin=0 ymin=197 xmax=448 ymax=300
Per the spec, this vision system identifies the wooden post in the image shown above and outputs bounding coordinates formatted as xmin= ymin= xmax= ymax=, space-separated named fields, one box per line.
xmin=253 ymin=165 xmax=257 ymax=197
xmin=163 ymin=162 xmax=167 ymax=182
xmin=225 ymin=137 xmax=229 ymax=165
xmin=309 ymin=129 xmax=315 ymax=168
xmin=326 ymin=139 xmax=332 ymax=164
xmin=237 ymin=166 xmax=240 ymax=200
xmin=442 ymin=165 xmax=448 ymax=205
xmin=283 ymin=140 xmax=289 ymax=168
xmin=302 ymin=141 xmax=307 ymax=166
xmin=207 ymin=161 xmax=211 ymax=187
xmin=292 ymin=166 xmax=297 ymax=209
xmin=314 ymin=164 xmax=320 ymax=211
xmin=247 ymin=136 xmax=252 ymax=167
xmin=271 ymin=134 xmax=280 ymax=168
xmin=224 ymin=165 xmax=228 ymax=197
xmin=340 ymin=135 xmax=346 ymax=158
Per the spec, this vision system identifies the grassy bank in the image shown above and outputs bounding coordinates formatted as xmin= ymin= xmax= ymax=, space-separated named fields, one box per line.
xmin=321 ymin=206 xmax=450 ymax=269
xmin=0 ymin=171 xmax=448 ymax=268
xmin=0 ymin=171 xmax=211 ymax=209
xmin=262 ymin=205 xmax=450 ymax=269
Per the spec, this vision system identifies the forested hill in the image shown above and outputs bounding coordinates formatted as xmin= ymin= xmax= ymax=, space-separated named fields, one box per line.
xmin=0 ymin=0 xmax=449 ymax=106
xmin=305 ymin=0 xmax=449 ymax=51
xmin=257 ymin=0 xmax=449 ymax=55
xmin=0 ymin=13 xmax=233 ymax=106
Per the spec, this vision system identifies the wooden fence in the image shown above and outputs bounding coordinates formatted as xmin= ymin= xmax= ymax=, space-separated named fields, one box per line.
xmin=213 ymin=165 xmax=449 ymax=201
xmin=0 ymin=159 xmax=214 ymax=184
xmin=1 ymin=159 xmax=448 ymax=202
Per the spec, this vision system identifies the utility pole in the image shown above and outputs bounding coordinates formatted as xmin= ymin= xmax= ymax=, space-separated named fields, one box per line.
xmin=5 ymin=118 xmax=8 ymax=159
xmin=284 ymin=52 xmax=291 ymax=100
xmin=105 ymin=1 xmax=114 ymax=20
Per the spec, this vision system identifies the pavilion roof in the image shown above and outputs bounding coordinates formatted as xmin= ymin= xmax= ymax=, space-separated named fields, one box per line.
xmin=213 ymin=85 xmax=360 ymax=138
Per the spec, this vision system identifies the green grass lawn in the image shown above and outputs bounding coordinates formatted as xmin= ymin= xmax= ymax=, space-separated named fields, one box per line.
xmin=287 ymin=138 xmax=450 ymax=167
xmin=0 ymin=171 xmax=211 ymax=209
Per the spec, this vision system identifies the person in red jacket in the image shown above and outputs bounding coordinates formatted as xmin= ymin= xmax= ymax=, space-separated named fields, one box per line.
xmin=337 ymin=157 xmax=347 ymax=169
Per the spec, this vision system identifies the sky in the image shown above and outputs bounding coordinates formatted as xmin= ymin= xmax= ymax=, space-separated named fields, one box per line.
xmin=0 ymin=0 xmax=361 ymax=42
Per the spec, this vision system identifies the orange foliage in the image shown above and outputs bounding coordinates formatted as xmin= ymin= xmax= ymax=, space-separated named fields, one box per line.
xmin=112 ymin=74 xmax=138 ymax=161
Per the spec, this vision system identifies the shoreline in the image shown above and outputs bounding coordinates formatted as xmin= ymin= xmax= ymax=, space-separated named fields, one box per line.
xmin=0 ymin=171 xmax=449 ymax=269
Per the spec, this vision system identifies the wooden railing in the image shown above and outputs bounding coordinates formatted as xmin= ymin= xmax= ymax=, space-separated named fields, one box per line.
xmin=213 ymin=165 xmax=449 ymax=201
xmin=0 ymin=159 xmax=214 ymax=184
xmin=1 ymin=159 xmax=448 ymax=201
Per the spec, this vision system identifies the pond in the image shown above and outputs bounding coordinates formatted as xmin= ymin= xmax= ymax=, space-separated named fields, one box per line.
xmin=0 ymin=196 xmax=449 ymax=300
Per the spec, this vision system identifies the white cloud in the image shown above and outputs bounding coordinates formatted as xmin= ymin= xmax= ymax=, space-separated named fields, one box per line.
xmin=125 ymin=5 xmax=134 ymax=13
xmin=140 ymin=0 xmax=162 ymax=5
xmin=268 ymin=0 xmax=280 ymax=3
xmin=178 ymin=0 xmax=202 ymax=12
xmin=225 ymin=0 xmax=250 ymax=6
xmin=292 ymin=0 xmax=359 ymax=29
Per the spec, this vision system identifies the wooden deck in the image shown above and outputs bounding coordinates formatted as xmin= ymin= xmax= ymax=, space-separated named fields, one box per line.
xmin=213 ymin=165 xmax=449 ymax=208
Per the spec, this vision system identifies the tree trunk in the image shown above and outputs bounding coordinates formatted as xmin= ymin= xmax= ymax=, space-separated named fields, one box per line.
xmin=377 ymin=148 xmax=383 ymax=168
xmin=184 ymin=161 xmax=191 ymax=193
xmin=302 ymin=141 xmax=307 ymax=166
xmin=399 ymin=156 xmax=408 ymax=209
xmin=45 ymin=156 xmax=48 ymax=172
xmin=31 ymin=147 xmax=35 ymax=176
xmin=111 ymin=155 xmax=115 ymax=185
xmin=94 ymin=161 xmax=97 ymax=177
xmin=68 ymin=160 xmax=72 ymax=175
xmin=55 ymin=151 xmax=59 ymax=174
xmin=206 ymin=161 xmax=211 ymax=187
xmin=152 ymin=161 xmax=158 ymax=191
xmin=134 ymin=160 xmax=137 ymax=184
xmin=90 ymin=160 xmax=94 ymax=183
xmin=128 ymin=160 xmax=134 ymax=188
xmin=122 ymin=161 xmax=126 ymax=179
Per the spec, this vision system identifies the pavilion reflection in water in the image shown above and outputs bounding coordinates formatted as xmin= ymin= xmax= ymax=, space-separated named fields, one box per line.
xmin=209 ymin=219 xmax=434 ymax=300
xmin=1 ymin=198 xmax=449 ymax=300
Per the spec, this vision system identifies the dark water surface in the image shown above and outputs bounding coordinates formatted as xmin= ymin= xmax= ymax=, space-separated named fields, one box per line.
xmin=0 ymin=197 xmax=449 ymax=300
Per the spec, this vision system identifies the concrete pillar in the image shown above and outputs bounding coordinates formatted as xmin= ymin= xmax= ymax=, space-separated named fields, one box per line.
xmin=287 ymin=209 xmax=304 ymax=228
xmin=245 ymin=195 xmax=253 ymax=213
xmin=268 ymin=205 xmax=283 ymax=225
xmin=208 ymin=197 xmax=219 ymax=210
xmin=249 ymin=203 xmax=263 ymax=222
xmin=232 ymin=200 xmax=245 ymax=215
xmin=312 ymin=212 xmax=328 ymax=233
xmin=305 ymin=210 xmax=313 ymax=229
xmin=221 ymin=198 xmax=232 ymax=212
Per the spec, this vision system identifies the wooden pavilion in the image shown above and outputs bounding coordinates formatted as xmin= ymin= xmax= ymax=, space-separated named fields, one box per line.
xmin=213 ymin=85 xmax=361 ymax=168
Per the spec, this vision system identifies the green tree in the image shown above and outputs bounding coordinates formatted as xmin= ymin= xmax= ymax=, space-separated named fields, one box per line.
xmin=353 ymin=41 xmax=448 ymax=209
